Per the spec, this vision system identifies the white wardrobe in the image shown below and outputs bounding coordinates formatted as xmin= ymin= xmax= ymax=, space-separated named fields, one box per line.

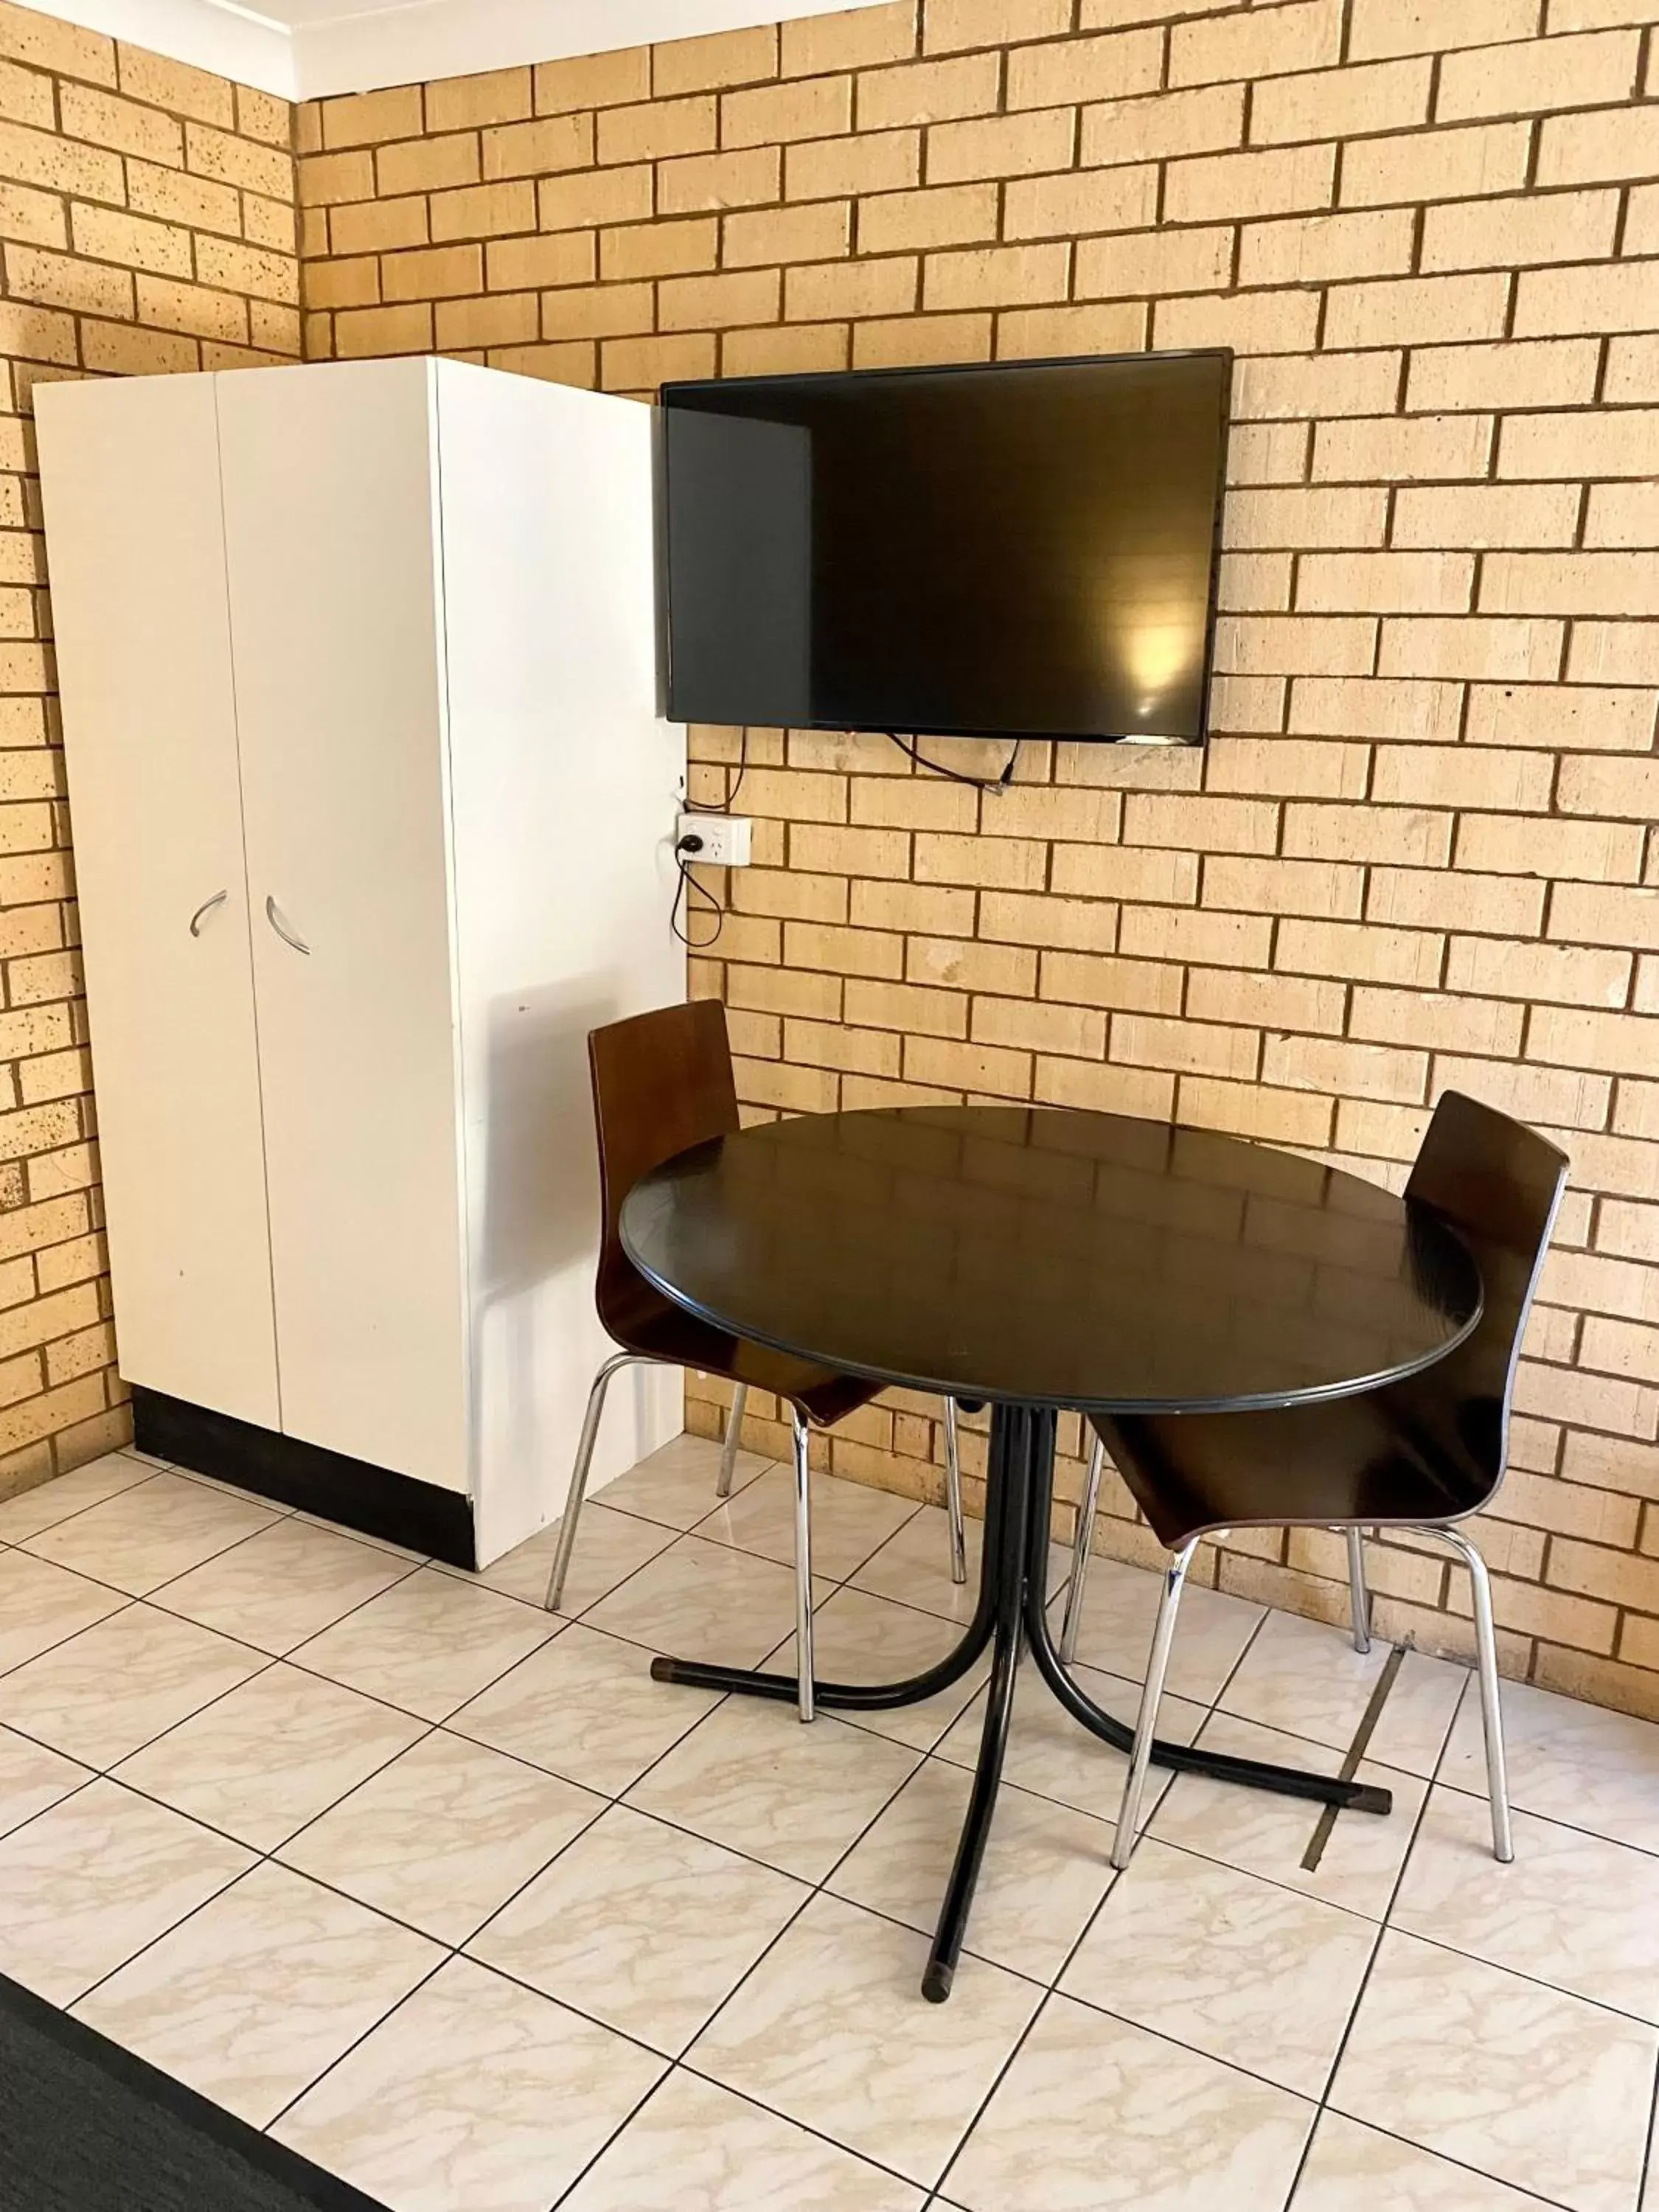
xmin=37 ymin=357 xmax=684 ymax=1566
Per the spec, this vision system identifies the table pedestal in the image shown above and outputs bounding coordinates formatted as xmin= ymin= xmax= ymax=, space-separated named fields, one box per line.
xmin=651 ymin=1402 xmax=1392 ymax=2002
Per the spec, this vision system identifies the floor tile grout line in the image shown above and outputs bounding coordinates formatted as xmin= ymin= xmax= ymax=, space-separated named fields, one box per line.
xmin=15 ymin=1478 xmax=298 ymax=1602
xmin=862 ymin=1572 xmax=1272 ymax=2209
xmin=535 ymin=1674 xmax=963 ymax=2211
xmin=0 ymin=1455 xmax=181 ymax=1545
xmin=270 ymin=1469 xmax=1469 ymax=2194
xmin=0 ymin=1590 xmax=141 ymax=1689
xmin=926 ymin=1596 xmax=1298 ymax=2208
xmin=1284 ymin=1665 xmax=1464 ymax=2208
xmin=585 ymin=1580 xmax=1035 ymax=2208
xmin=1635 ymin=2028 xmax=1659 ymax=2212
xmin=79 ymin=1629 xmax=1635 ymax=2203
xmin=10 ymin=1449 xmax=1652 ymax=2206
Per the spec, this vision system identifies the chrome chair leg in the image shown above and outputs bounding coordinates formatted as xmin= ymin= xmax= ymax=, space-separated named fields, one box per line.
xmin=1419 ymin=1523 xmax=1512 ymax=1863
xmin=1111 ymin=1536 xmax=1200 ymax=1871
xmin=717 ymin=1382 xmax=748 ymax=1500
xmin=943 ymin=1398 xmax=967 ymax=1586
xmin=1060 ymin=1432 xmax=1107 ymax=1664
xmin=544 ymin=1350 xmax=647 ymax=1612
xmin=792 ymin=1409 xmax=815 ymax=1723
xmin=1346 ymin=1526 xmax=1371 ymax=1655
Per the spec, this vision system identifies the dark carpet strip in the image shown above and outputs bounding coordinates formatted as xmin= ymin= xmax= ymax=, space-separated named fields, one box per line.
xmin=0 ymin=1969 xmax=388 ymax=2212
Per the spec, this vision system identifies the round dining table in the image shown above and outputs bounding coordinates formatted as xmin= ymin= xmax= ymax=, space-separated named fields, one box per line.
xmin=620 ymin=1103 xmax=1483 ymax=2002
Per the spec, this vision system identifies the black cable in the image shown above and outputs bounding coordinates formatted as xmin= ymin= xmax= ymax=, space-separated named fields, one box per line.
xmin=886 ymin=729 xmax=1019 ymax=793
xmin=682 ymin=728 xmax=748 ymax=813
xmin=671 ymin=831 xmax=725 ymax=950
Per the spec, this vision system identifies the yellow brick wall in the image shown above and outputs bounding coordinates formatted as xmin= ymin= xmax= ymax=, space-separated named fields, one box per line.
xmin=295 ymin=0 xmax=1659 ymax=1721
xmin=0 ymin=1 xmax=298 ymax=1501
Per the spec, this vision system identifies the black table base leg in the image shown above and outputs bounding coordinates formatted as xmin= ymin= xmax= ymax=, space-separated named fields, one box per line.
xmin=647 ymin=1399 xmax=1394 ymax=1999
xmin=921 ymin=1403 xmax=1037 ymax=2003
xmin=1020 ymin=1429 xmax=1394 ymax=1820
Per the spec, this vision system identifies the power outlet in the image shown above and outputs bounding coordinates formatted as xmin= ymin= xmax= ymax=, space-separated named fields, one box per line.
xmin=676 ymin=812 xmax=753 ymax=868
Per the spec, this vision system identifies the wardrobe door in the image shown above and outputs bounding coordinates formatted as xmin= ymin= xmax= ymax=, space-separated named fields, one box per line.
xmin=214 ymin=361 xmax=470 ymax=1494
xmin=35 ymin=375 xmax=279 ymax=1427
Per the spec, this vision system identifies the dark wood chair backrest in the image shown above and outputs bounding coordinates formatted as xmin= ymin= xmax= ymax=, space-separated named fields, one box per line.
xmin=588 ymin=999 xmax=740 ymax=1338
xmin=1401 ymin=1088 xmax=1568 ymax=1506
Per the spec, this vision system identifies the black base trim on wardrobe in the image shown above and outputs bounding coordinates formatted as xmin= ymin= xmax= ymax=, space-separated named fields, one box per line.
xmin=131 ymin=1388 xmax=476 ymax=1570
xmin=0 ymin=1966 xmax=389 ymax=2212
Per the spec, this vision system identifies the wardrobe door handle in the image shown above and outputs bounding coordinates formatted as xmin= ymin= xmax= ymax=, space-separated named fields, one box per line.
xmin=188 ymin=891 xmax=227 ymax=937
xmin=265 ymin=895 xmax=310 ymax=956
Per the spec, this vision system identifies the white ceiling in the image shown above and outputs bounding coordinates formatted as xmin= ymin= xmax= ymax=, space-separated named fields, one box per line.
xmin=37 ymin=0 xmax=872 ymax=100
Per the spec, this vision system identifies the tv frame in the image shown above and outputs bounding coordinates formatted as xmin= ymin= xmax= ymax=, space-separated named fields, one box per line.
xmin=657 ymin=346 xmax=1234 ymax=749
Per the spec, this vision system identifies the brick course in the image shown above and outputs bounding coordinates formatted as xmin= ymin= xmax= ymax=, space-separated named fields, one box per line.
xmin=299 ymin=0 xmax=1659 ymax=1719
xmin=15 ymin=0 xmax=1659 ymax=1725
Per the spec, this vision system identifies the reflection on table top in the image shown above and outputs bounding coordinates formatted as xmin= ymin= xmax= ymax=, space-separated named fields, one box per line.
xmin=620 ymin=1105 xmax=1483 ymax=1414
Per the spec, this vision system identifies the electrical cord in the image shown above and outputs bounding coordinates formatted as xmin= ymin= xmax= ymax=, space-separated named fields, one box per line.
xmin=886 ymin=729 xmax=1019 ymax=792
xmin=681 ymin=727 xmax=748 ymax=813
xmin=671 ymin=829 xmax=725 ymax=950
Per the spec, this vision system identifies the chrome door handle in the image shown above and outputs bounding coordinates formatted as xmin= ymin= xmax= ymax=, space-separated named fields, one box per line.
xmin=265 ymin=895 xmax=310 ymax=956
xmin=188 ymin=891 xmax=227 ymax=937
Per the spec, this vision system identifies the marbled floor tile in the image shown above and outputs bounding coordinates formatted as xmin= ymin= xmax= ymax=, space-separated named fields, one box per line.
xmin=827 ymin=1760 xmax=1118 ymax=1984
xmin=0 ymin=1453 xmax=156 ymax=1544
xmin=849 ymin=1507 xmax=986 ymax=1627
xmin=456 ymin=1501 xmax=677 ymax=1615
xmin=1150 ymin=1709 xmax=1427 ymax=1921
xmin=935 ymin=1659 xmax=1206 ymax=1825
xmin=1058 ymin=1552 xmax=1266 ymax=1708
xmin=560 ymin=2069 xmax=928 ymax=2212
xmin=274 ymin=1954 xmax=666 ymax=2212
xmin=582 ymin=1534 xmax=834 ymax=1672
xmin=762 ymin=1583 xmax=991 ymax=1756
xmin=0 ymin=1778 xmax=253 ymax=2005
xmin=1331 ymin=1928 xmax=1657 ymax=2212
xmin=943 ymin=1993 xmax=1313 ymax=2212
xmin=1217 ymin=1610 xmax=1470 ymax=1778
xmin=1060 ymin=1836 xmax=1377 ymax=2098
xmin=150 ymin=1515 xmax=417 ymax=1655
xmin=170 ymin=1465 xmax=297 ymax=1513
xmin=114 ymin=1664 xmax=426 ymax=1852
xmin=0 ymin=1602 xmax=266 ymax=1770
xmin=280 ymin=1730 xmax=605 ymax=1945
xmin=451 ymin=1621 xmax=722 ymax=1798
xmin=21 ymin=1471 xmax=279 ymax=1597
xmin=627 ymin=1693 xmax=920 ymax=1883
xmin=74 ymin=1860 xmax=444 ymax=2129
xmin=689 ymin=1891 xmax=1041 ymax=2189
xmin=0 ymin=1723 xmax=88 ymax=1840
xmin=291 ymin=1567 xmax=557 ymax=1722
xmin=694 ymin=1465 xmax=920 ymax=1583
xmin=291 ymin=1511 xmax=427 ymax=1564
xmin=0 ymin=1546 xmax=127 ymax=1675
xmin=468 ymin=1801 xmax=808 ymax=2056
xmin=1293 ymin=2112 xmax=1558 ymax=2211
xmin=594 ymin=1435 xmax=771 ymax=1531
xmin=1394 ymin=1784 xmax=1659 ymax=2022
xmin=1441 ymin=1674 xmax=1659 ymax=1855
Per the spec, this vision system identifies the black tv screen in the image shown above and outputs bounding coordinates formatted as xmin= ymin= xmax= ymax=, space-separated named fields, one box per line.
xmin=660 ymin=349 xmax=1231 ymax=746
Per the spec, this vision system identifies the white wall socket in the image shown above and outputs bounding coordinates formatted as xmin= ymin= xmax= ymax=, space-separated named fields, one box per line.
xmin=676 ymin=812 xmax=753 ymax=868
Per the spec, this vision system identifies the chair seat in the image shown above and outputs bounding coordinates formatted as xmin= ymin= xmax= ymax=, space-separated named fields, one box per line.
xmin=1096 ymin=1380 xmax=1498 ymax=1552
xmin=616 ymin=1305 xmax=883 ymax=1430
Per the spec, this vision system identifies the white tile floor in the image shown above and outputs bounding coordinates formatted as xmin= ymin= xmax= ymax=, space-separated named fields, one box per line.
xmin=1 ymin=1437 xmax=1658 ymax=2211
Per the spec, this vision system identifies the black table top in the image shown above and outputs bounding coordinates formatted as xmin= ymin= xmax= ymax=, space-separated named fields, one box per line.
xmin=619 ymin=1105 xmax=1483 ymax=1415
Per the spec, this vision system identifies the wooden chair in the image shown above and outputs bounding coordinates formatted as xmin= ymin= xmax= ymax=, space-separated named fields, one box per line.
xmin=542 ymin=999 xmax=968 ymax=1719
xmin=1062 ymin=1091 xmax=1568 ymax=1872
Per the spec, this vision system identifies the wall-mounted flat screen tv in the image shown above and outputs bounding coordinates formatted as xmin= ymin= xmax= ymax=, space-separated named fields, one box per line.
xmin=660 ymin=348 xmax=1231 ymax=746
